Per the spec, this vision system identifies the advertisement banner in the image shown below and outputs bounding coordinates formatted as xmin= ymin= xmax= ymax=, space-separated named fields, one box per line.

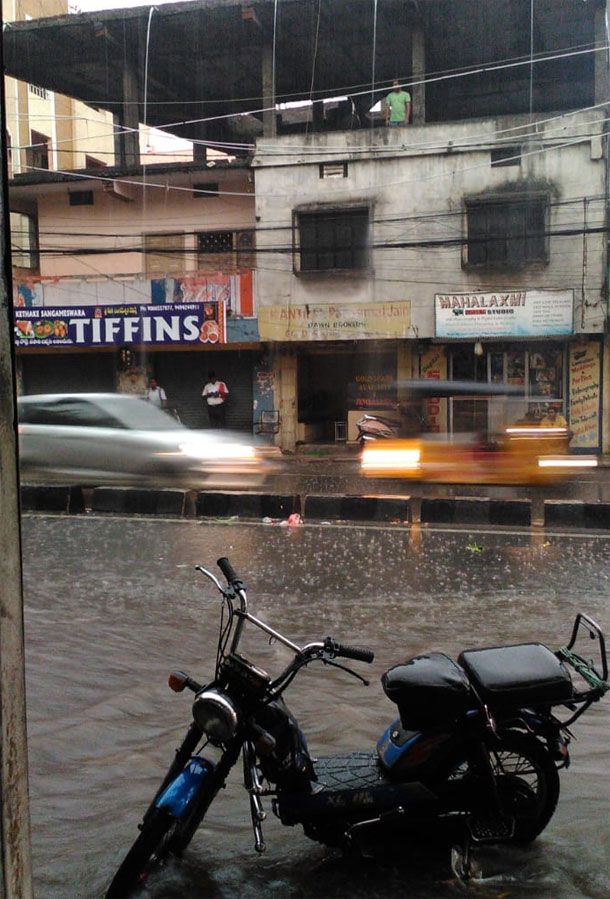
xmin=14 ymin=302 xmax=226 ymax=348
xmin=569 ymin=341 xmax=601 ymax=449
xmin=258 ymin=302 xmax=411 ymax=341
xmin=435 ymin=290 xmax=573 ymax=338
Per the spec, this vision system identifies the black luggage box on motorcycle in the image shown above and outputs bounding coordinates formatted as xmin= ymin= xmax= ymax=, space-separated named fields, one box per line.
xmin=458 ymin=642 xmax=573 ymax=708
xmin=382 ymin=652 xmax=472 ymax=729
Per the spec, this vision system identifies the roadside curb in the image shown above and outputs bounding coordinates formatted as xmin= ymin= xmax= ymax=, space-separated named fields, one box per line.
xmin=19 ymin=487 xmax=610 ymax=531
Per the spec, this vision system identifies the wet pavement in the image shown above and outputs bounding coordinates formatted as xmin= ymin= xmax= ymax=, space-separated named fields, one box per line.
xmin=22 ymin=516 xmax=610 ymax=899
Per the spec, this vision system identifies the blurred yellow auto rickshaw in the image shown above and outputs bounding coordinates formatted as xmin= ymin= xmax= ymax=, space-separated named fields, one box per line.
xmin=360 ymin=380 xmax=597 ymax=485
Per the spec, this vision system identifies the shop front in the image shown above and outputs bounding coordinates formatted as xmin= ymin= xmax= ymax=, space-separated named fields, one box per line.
xmin=430 ymin=289 xmax=603 ymax=452
xmin=15 ymin=300 xmax=259 ymax=432
xmin=258 ymin=301 xmax=412 ymax=447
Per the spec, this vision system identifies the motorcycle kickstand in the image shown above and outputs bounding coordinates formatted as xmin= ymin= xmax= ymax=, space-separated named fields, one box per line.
xmin=450 ymin=832 xmax=480 ymax=884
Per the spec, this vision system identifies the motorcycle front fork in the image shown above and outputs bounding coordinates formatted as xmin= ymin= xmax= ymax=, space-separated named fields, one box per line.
xmin=243 ymin=740 xmax=268 ymax=853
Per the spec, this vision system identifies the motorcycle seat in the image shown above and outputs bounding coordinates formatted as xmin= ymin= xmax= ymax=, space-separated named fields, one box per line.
xmin=458 ymin=642 xmax=573 ymax=707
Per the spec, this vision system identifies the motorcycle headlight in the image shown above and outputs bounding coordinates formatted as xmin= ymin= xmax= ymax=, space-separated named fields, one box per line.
xmin=192 ymin=689 xmax=238 ymax=743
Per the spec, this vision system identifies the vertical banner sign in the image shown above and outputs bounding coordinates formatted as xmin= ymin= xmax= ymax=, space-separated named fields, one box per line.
xmin=569 ymin=341 xmax=601 ymax=449
xmin=420 ymin=346 xmax=447 ymax=433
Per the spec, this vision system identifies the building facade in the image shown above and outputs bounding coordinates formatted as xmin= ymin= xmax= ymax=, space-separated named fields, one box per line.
xmin=253 ymin=110 xmax=608 ymax=452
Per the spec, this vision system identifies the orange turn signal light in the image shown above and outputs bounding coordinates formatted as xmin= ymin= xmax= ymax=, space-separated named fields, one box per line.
xmin=168 ymin=671 xmax=189 ymax=693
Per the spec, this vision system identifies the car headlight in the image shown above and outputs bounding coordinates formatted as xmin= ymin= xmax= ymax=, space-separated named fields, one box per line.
xmin=179 ymin=441 xmax=256 ymax=461
xmin=192 ymin=689 xmax=239 ymax=743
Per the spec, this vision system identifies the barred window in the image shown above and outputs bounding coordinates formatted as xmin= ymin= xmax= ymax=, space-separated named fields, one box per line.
xmin=465 ymin=198 xmax=547 ymax=267
xmin=297 ymin=208 xmax=368 ymax=272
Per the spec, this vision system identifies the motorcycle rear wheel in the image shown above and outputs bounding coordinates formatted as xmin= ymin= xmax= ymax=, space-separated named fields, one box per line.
xmin=446 ymin=732 xmax=560 ymax=843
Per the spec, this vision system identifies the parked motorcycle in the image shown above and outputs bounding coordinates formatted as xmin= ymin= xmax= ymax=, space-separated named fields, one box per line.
xmin=106 ymin=558 xmax=609 ymax=897
xmin=356 ymin=412 xmax=400 ymax=445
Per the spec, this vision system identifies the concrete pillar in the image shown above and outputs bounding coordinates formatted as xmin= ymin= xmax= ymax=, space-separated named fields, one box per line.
xmin=114 ymin=61 xmax=140 ymax=168
xmin=594 ymin=5 xmax=609 ymax=106
xmin=275 ymin=350 xmax=297 ymax=451
xmin=0 ymin=40 xmax=34 ymax=897
xmin=411 ymin=25 xmax=426 ymax=126
xmin=262 ymin=45 xmax=277 ymax=138
xmin=602 ymin=336 xmax=610 ymax=453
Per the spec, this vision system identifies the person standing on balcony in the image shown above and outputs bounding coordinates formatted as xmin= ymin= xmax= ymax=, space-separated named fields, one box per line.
xmin=384 ymin=79 xmax=411 ymax=127
xmin=202 ymin=371 xmax=229 ymax=428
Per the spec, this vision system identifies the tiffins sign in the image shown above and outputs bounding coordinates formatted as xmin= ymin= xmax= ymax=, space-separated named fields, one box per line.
xmin=435 ymin=290 xmax=573 ymax=338
xmin=14 ymin=302 xmax=226 ymax=347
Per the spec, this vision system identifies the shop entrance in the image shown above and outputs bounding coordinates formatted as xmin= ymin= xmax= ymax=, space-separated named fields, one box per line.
xmin=297 ymin=349 xmax=396 ymax=443
xmin=448 ymin=344 xmax=566 ymax=435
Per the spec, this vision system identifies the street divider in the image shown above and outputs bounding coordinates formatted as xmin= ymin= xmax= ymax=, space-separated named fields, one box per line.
xmin=91 ymin=487 xmax=186 ymax=516
xmin=18 ymin=486 xmax=610 ymax=530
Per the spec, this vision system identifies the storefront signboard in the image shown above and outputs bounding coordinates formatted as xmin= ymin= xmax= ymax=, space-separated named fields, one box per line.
xmin=569 ymin=341 xmax=601 ymax=450
xmin=420 ymin=346 xmax=448 ymax=433
xmin=14 ymin=302 xmax=226 ymax=348
xmin=258 ymin=302 xmax=411 ymax=341
xmin=435 ymin=290 xmax=573 ymax=338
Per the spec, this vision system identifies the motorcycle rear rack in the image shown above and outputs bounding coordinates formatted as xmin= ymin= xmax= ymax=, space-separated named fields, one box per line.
xmin=556 ymin=614 xmax=609 ymax=727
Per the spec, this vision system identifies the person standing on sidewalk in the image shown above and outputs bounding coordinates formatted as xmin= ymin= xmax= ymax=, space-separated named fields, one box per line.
xmin=384 ymin=79 xmax=411 ymax=127
xmin=202 ymin=371 xmax=229 ymax=428
xmin=145 ymin=378 xmax=168 ymax=410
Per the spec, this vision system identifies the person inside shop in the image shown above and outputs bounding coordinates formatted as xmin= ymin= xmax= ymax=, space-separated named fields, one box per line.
xmin=384 ymin=79 xmax=411 ymax=127
xmin=145 ymin=377 xmax=168 ymax=410
xmin=202 ymin=371 xmax=229 ymax=428
xmin=540 ymin=403 xmax=568 ymax=429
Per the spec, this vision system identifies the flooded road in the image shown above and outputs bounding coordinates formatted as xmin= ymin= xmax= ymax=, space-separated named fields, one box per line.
xmin=22 ymin=517 xmax=610 ymax=899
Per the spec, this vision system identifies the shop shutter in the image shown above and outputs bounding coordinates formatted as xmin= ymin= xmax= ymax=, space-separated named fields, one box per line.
xmin=22 ymin=353 xmax=115 ymax=395
xmin=155 ymin=350 xmax=253 ymax=432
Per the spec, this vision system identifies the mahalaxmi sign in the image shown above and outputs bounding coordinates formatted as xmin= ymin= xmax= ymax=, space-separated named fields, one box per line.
xmin=435 ymin=289 xmax=573 ymax=338
xmin=258 ymin=302 xmax=411 ymax=341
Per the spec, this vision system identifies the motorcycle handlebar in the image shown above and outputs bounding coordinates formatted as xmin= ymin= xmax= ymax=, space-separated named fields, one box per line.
xmin=217 ymin=557 xmax=243 ymax=590
xmin=334 ymin=642 xmax=375 ymax=664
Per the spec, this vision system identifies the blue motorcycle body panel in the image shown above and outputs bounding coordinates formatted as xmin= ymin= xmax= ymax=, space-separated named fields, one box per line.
xmin=156 ymin=756 xmax=215 ymax=819
xmin=376 ymin=718 xmax=422 ymax=770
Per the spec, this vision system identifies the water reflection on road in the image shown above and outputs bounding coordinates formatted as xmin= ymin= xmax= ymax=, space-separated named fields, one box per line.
xmin=22 ymin=517 xmax=610 ymax=898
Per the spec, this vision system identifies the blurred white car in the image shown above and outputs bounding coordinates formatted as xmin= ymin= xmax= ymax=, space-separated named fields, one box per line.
xmin=18 ymin=393 xmax=277 ymax=489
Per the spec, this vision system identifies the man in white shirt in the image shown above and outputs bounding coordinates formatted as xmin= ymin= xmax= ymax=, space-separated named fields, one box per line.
xmin=202 ymin=371 xmax=229 ymax=427
xmin=145 ymin=378 xmax=167 ymax=409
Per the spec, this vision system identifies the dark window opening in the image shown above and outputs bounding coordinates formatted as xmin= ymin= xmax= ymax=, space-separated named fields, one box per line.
xmin=193 ymin=182 xmax=219 ymax=198
xmin=491 ymin=146 xmax=521 ymax=167
xmin=466 ymin=198 xmax=547 ymax=267
xmin=69 ymin=190 xmax=94 ymax=206
xmin=298 ymin=208 xmax=369 ymax=272
xmin=27 ymin=130 xmax=50 ymax=171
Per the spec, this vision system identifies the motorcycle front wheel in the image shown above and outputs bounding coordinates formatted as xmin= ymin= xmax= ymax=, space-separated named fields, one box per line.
xmin=105 ymin=807 xmax=179 ymax=898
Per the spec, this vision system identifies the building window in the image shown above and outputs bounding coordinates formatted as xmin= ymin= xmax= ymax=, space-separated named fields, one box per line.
xmin=85 ymin=155 xmax=106 ymax=169
xmin=491 ymin=146 xmax=521 ymax=167
xmin=465 ymin=197 xmax=547 ymax=267
xmin=143 ymin=232 xmax=185 ymax=276
xmin=26 ymin=130 xmax=51 ymax=171
xmin=69 ymin=190 xmax=94 ymax=206
xmin=297 ymin=208 xmax=369 ymax=272
xmin=29 ymin=84 xmax=49 ymax=99
xmin=197 ymin=229 xmax=255 ymax=270
xmin=10 ymin=212 xmax=39 ymax=270
xmin=319 ymin=161 xmax=348 ymax=179
xmin=193 ymin=182 xmax=219 ymax=198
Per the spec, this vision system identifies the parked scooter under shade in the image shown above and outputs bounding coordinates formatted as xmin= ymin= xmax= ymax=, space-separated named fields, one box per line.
xmin=106 ymin=559 xmax=609 ymax=898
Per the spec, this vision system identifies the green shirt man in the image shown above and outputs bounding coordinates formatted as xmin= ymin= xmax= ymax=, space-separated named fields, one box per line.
xmin=385 ymin=80 xmax=411 ymax=126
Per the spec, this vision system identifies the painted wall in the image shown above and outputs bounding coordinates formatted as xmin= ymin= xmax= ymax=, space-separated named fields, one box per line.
xmin=34 ymin=169 xmax=255 ymax=278
xmin=253 ymin=110 xmax=607 ymax=339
